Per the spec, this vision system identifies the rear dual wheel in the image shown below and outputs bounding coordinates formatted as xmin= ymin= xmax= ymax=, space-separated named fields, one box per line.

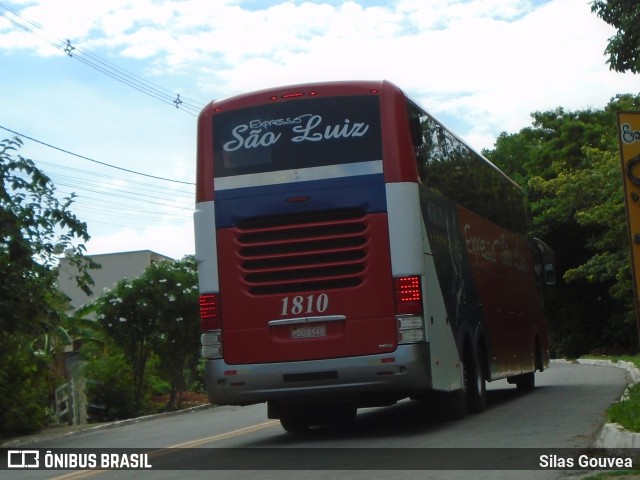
xmin=466 ymin=347 xmax=487 ymax=414
xmin=279 ymin=405 xmax=357 ymax=433
xmin=447 ymin=345 xmax=486 ymax=419
xmin=280 ymin=412 xmax=311 ymax=433
xmin=514 ymin=371 xmax=535 ymax=392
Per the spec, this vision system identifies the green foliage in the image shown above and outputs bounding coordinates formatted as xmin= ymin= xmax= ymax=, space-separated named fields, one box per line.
xmin=150 ymin=256 xmax=200 ymax=410
xmin=485 ymin=94 xmax=640 ymax=356
xmin=0 ymin=335 xmax=53 ymax=436
xmin=592 ymin=0 xmax=640 ymax=74
xmin=585 ymin=353 xmax=640 ymax=369
xmin=146 ymin=367 xmax=171 ymax=396
xmin=95 ymin=278 xmax=160 ymax=414
xmin=94 ymin=256 xmax=200 ymax=413
xmin=608 ymin=383 xmax=640 ymax=432
xmin=190 ymin=358 xmax=206 ymax=394
xmin=0 ymin=138 xmax=94 ymax=436
xmin=1 ymin=137 xmax=95 ymax=337
xmin=83 ymin=348 xmax=138 ymax=421
xmin=580 ymin=471 xmax=640 ymax=480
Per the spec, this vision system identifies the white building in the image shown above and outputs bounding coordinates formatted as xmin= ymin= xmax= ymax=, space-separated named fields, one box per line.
xmin=57 ymin=250 xmax=174 ymax=311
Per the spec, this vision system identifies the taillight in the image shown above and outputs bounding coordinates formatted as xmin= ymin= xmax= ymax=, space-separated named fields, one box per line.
xmin=199 ymin=293 xmax=220 ymax=331
xmin=270 ymin=91 xmax=316 ymax=100
xmin=200 ymin=293 xmax=223 ymax=359
xmin=397 ymin=316 xmax=426 ymax=343
xmin=394 ymin=276 xmax=423 ymax=315
xmin=394 ymin=276 xmax=426 ymax=344
xmin=201 ymin=330 xmax=223 ymax=359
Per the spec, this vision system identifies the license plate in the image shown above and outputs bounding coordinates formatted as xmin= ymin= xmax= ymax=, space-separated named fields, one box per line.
xmin=291 ymin=324 xmax=327 ymax=339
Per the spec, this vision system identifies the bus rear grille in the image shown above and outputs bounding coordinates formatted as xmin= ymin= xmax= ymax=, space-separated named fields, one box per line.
xmin=236 ymin=209 xmax=369 ymax=295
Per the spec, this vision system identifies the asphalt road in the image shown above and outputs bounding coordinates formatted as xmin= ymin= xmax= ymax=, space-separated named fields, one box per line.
xmin=3 ymin=361 xmax=631 ymax=480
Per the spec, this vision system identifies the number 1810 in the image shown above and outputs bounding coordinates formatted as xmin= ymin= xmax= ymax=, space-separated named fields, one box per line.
xmin=280 ymin=293 xmax=329 ymax=316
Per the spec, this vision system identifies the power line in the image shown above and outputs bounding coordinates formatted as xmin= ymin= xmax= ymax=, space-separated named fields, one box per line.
xmin=0 ymin=124 xmax=196 ymax=226
xmin=0 ymin=124 xmax=195 ymax=186
xmin=37 ymin=158 xmax=193 ymax=198
xmin=37 ymin=158 xmax=194 ymax=228
xmin=40 ymin=163 xmax=193 ymax=198
xmin=37 ymin=160 xmax=194 ymax=202
xmin=0 ymin=2 xmax=207 ymax=116
xmin=51 ymin=178 xmax=193 ymax=209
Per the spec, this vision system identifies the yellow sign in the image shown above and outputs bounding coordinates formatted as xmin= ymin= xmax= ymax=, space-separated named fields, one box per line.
xmin=618 ymin=112 xmax=640 ymax=342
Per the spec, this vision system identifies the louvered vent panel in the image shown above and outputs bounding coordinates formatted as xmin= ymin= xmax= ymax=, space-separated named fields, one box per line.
xmin=236 ymin=209 xmax=369 ymax=295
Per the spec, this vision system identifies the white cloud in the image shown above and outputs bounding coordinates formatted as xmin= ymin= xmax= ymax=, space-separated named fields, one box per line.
xmin=1 ymin=0 xmax=638 ymax=259
xmin=84 ymin=221 xmax=194 ymax=260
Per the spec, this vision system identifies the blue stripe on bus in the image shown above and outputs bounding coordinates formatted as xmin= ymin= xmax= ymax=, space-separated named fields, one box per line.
xmin=215 ymin=174 xmax=386 ymax=228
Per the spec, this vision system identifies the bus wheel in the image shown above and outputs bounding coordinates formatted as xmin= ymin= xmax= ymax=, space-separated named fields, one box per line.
xmin=515 ymin=372 xmax=535 ymax=392
xmin=330 ymin=405 xmax=357 ymax=427
xmin=446 ymin=389 xmax=467 ymax=420
xmin=279 ymin=412 xmax=311 ymax=433
xmin=465 ymin=347 xmax=486 ymax=414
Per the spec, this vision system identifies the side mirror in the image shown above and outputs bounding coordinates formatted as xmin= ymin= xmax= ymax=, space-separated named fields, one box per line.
xmin=532 ymin=238 xmax=556 ymax=286
xmin=544 ymin=262 xmax=557 ymax=286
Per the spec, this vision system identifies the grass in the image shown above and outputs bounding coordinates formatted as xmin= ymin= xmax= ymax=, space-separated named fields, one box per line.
xmin=608 ymin=382 xmax=640 ymax=432
xmin=584 ymin=354 xmax=640 ymax=370
xmin=574 ymin=355 xmax=640 ymax=479
xmin=580 ymin=472 xmax=640 ymax=480
xmin=582 ymin=354 xmax=640 ymax=433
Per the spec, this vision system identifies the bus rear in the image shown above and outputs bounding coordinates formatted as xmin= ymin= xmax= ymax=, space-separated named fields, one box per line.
xmin=195 ymin=81 xmax=436 ymax=429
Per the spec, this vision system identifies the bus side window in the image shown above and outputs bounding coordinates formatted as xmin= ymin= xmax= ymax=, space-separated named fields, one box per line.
xmin=410 ymin=114 xmax=423 ymax=149
xmin=532 ymin=238 xmax=557 ymax=286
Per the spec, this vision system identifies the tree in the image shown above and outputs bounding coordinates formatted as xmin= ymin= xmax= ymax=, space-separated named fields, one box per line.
xmin=591 ymin=0 xmax=640 ymax=74
xmin=0 ymin=334 xmax=52 ymax=435
xmin=95 ymin=256 xmax=199 ymax=413
xmin=152 ymin=257 xmax=200 ymax=410
xmin=528 ymin=147 xmax=634 ymax=351
xmin=1 ymin=137 xmax=95 ymax=336
xmin=485 ymin=94 xmax=640 ymax=356
xmin=96 ymin=276 xmax=161 ymax=414
xmin=0 ymin=137 xmax=94 ymax=435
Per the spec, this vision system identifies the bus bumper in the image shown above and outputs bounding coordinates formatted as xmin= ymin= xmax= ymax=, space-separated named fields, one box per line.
xmin=203 ymin=343 xmax=432 ymax=406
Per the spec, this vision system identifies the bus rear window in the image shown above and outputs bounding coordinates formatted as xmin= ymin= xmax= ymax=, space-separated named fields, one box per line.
xmin=212 ymin=96 xmax=382 ymax=178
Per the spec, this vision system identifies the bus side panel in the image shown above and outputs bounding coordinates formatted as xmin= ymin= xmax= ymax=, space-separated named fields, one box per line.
xmin=419 ymin=188 xmax=483 ymax=341
xmin=456 ymin=206 xmax=546 ymax=378
xmin=194 ymin=200 xmax=219 ymax=294
xmin=419 ymin=185 xmax=549 ymax=380
xmin=387 ymin=182 xmax=463 ymax=392
xmin=423 ymin=242 xmax=465 ymax=391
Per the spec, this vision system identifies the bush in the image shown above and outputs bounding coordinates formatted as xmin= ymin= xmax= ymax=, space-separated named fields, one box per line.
xmin=0 ymin=335 xmax=52 ymax=437
xmin=84 ymin=350 xmax=138 ymax=421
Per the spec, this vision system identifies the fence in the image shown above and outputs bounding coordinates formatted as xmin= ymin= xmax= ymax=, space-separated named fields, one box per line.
xmin=54 ymin=377 xmax=87 ymax=425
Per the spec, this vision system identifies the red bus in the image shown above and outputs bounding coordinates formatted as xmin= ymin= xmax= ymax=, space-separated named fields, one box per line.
xmin=194 ymin=80 xmax=555 ymax=432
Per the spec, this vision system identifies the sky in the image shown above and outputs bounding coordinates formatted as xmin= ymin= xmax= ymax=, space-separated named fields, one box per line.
xmin=0 ymin=0 xmax=638 ymax=260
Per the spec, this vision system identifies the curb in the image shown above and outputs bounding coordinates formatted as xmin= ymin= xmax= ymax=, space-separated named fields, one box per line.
xmin=3 ymin=360 xmax=638 ymax=449
xmin=0 ymin=404 xmax=214 ymax=448
xmin=573 ymin=358 xmax=640 ymax=449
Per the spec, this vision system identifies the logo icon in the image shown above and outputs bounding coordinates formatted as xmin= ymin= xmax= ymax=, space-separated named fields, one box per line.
xmin=7 ymin=450 xmax=40 ymax=468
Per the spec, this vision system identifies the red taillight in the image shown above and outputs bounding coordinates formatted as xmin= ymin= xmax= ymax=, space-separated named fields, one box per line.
xmin=200 ymin=293 xmax=221 ymax=331
xmin=394 ymin=276 xmax=423 ymax=315
xmin=270 ymin=91 xmax=317 ymax=101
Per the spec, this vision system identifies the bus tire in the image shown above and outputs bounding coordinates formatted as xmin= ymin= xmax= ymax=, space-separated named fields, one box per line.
xmin=280 ymin=412 xmax=311 ymax=433
xmin=465 ymin=347 xmax=487 ymax=414
xmin=446 ymin=389 xmax=467 ymax=420
xmin=515 ymin=372 xmax=535 ymax=392
xmin=330 ymin=405 xmax=357 ymax=427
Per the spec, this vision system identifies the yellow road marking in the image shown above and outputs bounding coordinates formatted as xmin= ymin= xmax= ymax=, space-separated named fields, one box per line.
xmin=48 ymin=420 xmax=279 ymax=480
